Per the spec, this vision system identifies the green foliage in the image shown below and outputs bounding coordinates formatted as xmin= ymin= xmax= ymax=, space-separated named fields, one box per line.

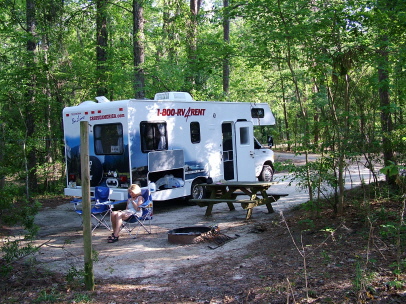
xmin=33 ymin=288 xmax=61 ymax=303
xmin=0 ymin=185 xmax=41 ymax=276
xmin=299 ymin=200 xmax=322 ymax=216
xmin=0 ymin=240 xmax=39 ymax=276
xmin=297 ymin=218 xmax=315 ymax=230
xmin=386 ymin=279 xmax=404 ymax=290
xmin=381 ymin=160 xmax=406 ymax=193
xmin=281 ymin=155 xmax=343 ymax=211
xmin=375 ymin=205 xmax=397 ymax=222
xmin=390 ymin=259 xmax=406 ymax=276
xmin=65 ymin=250 xmax=99 ymax=288
xmin=352 ymin=262 xmax=376 ymax=297
xmin=0 ymin=239 xmax=37 ymax=263
xmin=320 ymin=250 xmax=331 ymax=264
xmin=0 ymin=185 xmax=41 ymax=235
xmin=92 ymin=249 xmax=99 ymax=263
xmin=66 ymin=265 xmax=86 ymax=288
xmin=380 ymin=162 xmax=402 ymax=178
xmin=73 ymin=293 xmax=92 ymax=303
xmin=380 ymin=222 xmax=405 ymax=240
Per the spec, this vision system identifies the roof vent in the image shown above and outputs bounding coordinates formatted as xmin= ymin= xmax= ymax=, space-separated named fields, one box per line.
xmin=80 ymin=100 xmax=96 ymax=106
xmin=95 ymin=96 xmax=110 ymax=103
xmin=154 ymin=92 xmax=194 ymax=102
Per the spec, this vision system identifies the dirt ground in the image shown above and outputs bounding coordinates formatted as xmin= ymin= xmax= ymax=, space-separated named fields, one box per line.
xmin=1 ymin=153 xmax=405 ymax=303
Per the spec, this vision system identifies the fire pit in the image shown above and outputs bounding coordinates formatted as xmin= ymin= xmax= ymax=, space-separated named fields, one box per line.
xmin=167 ymin=226 xmax=213 ymax=244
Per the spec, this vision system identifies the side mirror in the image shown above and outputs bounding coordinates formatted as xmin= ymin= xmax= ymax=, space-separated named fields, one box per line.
xmin=267 ymin=136 xmax=274 ymax=147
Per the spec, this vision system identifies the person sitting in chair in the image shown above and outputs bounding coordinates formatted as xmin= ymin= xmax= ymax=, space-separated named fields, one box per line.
xmin=108 ymin=184 xmax=144 ymax=243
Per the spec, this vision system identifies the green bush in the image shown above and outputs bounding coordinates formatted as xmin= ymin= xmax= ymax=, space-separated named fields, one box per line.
xmin=0 ymin=185 xmax=41 ymax=276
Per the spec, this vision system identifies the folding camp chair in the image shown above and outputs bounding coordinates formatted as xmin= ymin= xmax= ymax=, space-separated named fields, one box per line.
xmin=121 ymin=188 xmax=153 ymax=238
xmin=71 ymin=186 xmax=113 ymax=232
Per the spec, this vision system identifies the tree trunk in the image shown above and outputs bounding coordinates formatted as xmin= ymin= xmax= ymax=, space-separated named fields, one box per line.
xmin=162 ymin=1 xmax=180 ymax=63
xmin=277 ymin=0 xmax=311 ymax=198
xmin=96 ymin=0 xmax=108 ymax=97
xmin=279 ymin=66 xmax=290 ymax=151
xmin=133 ymin=0 xmax=145 ymax=99
xmin=26 ymin=0 xmax=38 ymax=196
xmin=0 ymin=123 xmax=4 ymax=189
xmin=378 ymin=34 xmax=395 ymax=184
xmin=222 ymin=0 xmax=230 ymax=96
xmin=185 ymin=0 xmax=201 ymax=91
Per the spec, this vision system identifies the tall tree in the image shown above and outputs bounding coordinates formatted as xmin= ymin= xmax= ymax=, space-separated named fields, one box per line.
xmin=0 ymin=123 xmax=4 ymax=189
xmin=376 ymin=0 xmax=395 ymax=184
xmin=25 ymin=0 xmax=38 ymax=195
xmin=133 ymin=0 xmax=145 ymax=98
xmin=223 ymin=0 xmax=230 ymax=96
xmin=185 ymin=0 xmax=202 ymax=91
xmin=96 ymin=0 xmax=108 ymax=97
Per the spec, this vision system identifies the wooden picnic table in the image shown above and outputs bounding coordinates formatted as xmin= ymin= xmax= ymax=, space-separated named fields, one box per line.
xmin=189 ymin=181 xmax=288 ymax=220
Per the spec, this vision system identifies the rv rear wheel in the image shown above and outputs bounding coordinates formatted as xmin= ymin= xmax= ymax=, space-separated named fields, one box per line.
xmin=191 ymin=180 xmax=206 ymax=200
xmin=259 ymin=165 xmax=274 ymax=182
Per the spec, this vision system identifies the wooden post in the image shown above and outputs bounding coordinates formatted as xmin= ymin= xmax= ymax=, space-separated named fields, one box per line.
xmin=80 ymin=121 xmax=94 ymax=291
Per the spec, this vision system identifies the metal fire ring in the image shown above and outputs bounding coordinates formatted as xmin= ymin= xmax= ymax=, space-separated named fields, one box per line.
xmin=167 ymin=226 xmax=212 ymax=244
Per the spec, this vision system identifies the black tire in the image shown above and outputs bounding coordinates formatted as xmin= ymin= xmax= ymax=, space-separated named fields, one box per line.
xmin=259 ymin=165 xmax=274 ymax=182
xmin=190 ymin=180 xmax=206 ymax=200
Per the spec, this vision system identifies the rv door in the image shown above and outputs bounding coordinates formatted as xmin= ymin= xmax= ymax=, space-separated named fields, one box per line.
xmin=235 ymin=121 xmax=256 ymax=181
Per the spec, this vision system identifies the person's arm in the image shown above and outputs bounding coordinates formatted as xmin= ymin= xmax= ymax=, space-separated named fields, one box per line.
xmin=126 ymin=198 xmax=138 ymax=211
xmin=136 ymin=196 xmax=144 ymax=207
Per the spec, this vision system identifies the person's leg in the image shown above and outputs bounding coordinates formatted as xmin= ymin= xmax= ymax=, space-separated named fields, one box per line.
xmin=113 ymin=215 xmax=122 ymax=237
xmin=110 ymin=211 xmax=120 ymax=238
xmin=113 ymin=213 xmax=129 ymax=237
xmin=108 ymin=211 xmax=122 ymax=242
xmin=110 ymin=211 xmax=117 ymax=230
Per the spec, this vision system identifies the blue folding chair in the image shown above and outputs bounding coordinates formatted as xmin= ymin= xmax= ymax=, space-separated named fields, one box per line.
xmin=121 ymin=188 xmax=153 ymax=238
xmin=71 ymin=186 xmax=112 ymax=232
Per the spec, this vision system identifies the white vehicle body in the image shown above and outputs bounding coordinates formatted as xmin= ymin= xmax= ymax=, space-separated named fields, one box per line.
xmin=63 ymin=92 xmax=276 ymax=201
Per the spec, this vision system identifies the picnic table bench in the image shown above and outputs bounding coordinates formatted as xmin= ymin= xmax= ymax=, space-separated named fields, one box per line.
xmin=190 ymin=181 xmax=288 ymax=220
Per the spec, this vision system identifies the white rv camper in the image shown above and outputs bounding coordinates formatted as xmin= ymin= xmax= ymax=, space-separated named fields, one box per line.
xmin=63 ymin=92 xmax=276 ymax=201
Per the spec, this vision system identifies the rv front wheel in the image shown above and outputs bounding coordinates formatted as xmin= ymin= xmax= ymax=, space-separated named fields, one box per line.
xmin=259 ymin=165 xmax=274 ymax=182
xmin=191 ymin=180 xmax=206 ymax=200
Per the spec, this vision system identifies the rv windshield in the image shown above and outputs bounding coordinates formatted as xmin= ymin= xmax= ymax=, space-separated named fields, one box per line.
xmin=254 ymin=137 xmax=263 ymax=149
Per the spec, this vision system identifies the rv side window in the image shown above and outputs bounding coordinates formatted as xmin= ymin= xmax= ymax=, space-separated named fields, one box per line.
xmin=190 ymin=122 xmax=201 ymax=144
xmin=94 ymin=123 xmax=124 ymax=155
xmin=239 ymin=127 xmax=250 ymax=145
xmin=251 ymin=108 xmax=265 ymax=118
xmin=140 ymin=122 xmax=168 ymax=152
